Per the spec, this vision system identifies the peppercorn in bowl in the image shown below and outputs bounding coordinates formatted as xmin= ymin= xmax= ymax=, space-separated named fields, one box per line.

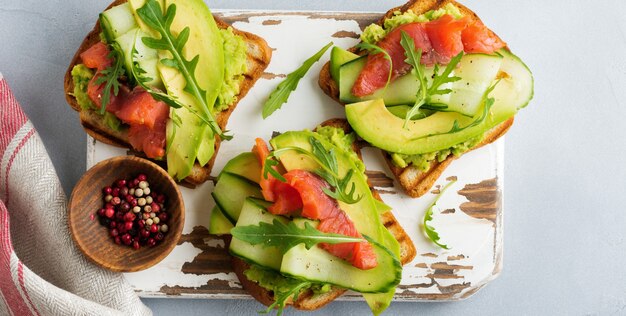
xmin=68 ymin=156 xmax=184 ymax=272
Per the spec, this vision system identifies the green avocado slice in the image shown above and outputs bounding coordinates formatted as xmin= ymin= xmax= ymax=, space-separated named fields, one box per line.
xmin=149 ymin=0 xmax=224 ymax=180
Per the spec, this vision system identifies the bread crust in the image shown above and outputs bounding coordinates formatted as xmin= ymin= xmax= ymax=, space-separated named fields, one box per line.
xmin=317 ymin=0 xmax=513 ymax=197
xmin=64 ymin=0 xmax=272 ymax=185
xmin=231 ymin=118 xmax=416 ymax=312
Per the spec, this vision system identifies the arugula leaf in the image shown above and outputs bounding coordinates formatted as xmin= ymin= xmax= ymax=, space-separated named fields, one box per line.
xmin=136 ymin=0 xmax=231 ymax=140
xmin=231 ymin=219 xmax=363 ymax=254
xmin=262 ymin=157 xmax=286 ymax=183
xmin=428 ymin=52 xmax=462 ymax=96
xmin=399 ymin=31 xmax=462 ymax=129
xmin=399 ymin=31 xmax=427 ymax=128
xmin=410 ymin=79 xmax=500 ymax=141
xmin=262 ymin=42 xmax=333 ymax=119
xmin=130 ymin=35 xmax=187 ymax=112
xmin=355 ymin=42 xmax=393 ymax=91
xmin=309 ymin=137 xmax=362 ymax=204
xmin=423 ymin=179 xmax=456 ymax=249
xmin=93 ymin=42 xmax=125 ymax=115
xmin=261 ymin=280 xmax=311 ymax=316
xmin=266 ymin=137 xmax=362 ymax=204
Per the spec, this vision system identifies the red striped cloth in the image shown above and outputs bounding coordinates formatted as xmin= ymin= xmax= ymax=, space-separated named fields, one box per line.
xmin=0 ymin=73 xmax=151 ymax=316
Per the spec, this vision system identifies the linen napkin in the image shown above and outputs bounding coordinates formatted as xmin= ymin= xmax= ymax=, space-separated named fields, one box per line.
xmin=0 ymin=72 xmax=152 ymax=316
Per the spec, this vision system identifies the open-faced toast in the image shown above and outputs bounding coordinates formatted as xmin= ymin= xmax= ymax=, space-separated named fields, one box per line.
xmin=232 ymin=118 xmax=416 ymax=311
xmin=64 ymin=0 xmax=272 ymax=185
xmin=318 ymin=0 xmax=516 ymax=197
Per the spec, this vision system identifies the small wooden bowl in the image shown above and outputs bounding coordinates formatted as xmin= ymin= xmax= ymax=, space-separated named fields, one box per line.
xmin=69 ymin=156 xmax=184 ymax=272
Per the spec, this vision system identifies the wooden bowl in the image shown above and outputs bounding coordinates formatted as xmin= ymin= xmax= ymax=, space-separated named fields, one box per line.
xmin=69 ymin=156 xmax=184 ymax=272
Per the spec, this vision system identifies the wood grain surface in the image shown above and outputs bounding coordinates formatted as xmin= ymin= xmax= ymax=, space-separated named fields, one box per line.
xmin=68 ymin=156 xmax=184 ymax=272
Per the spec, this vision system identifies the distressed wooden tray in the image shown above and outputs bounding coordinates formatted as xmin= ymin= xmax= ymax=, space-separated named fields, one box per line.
xmin=87 ymin=10 xmax=505 ymax=301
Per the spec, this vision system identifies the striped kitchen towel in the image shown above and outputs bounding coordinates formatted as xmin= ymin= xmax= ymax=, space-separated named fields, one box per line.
xmin=0 ymin=72 xmax=151 ymax=316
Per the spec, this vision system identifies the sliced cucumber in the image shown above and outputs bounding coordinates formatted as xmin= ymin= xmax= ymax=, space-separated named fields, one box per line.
xmin=434 ymin=53 xmax=503 ymax=116
xmin=115 ymin=28 xmax=163 ymax=89
xmin=212 ymin=172 xmax=263 ymax=224
xmin=100 ymin=3 xmax=138 ymax=42
xmin=280 ymin=236 xmax=401 ymax=293
xmin=339 ymin=53 xmax=504 ymax=116
xmin=208 ymin=205 xmax=233 ymax=235
xmin=330 ymin=46 xmax=359 ymax=82
xmin=229 ymin=198 xmax=285 ymax=270
xmin=220 ymin=152 xmax=262 ymax=184
xmin=492 ymin=50 xmax=534 ymax=110
xmin=339 ymin=56 xmax=421 ymax=106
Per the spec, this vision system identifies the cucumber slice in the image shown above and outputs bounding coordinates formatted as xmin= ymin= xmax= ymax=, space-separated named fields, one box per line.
xmin=330 ymin=46 xmax=359 ymax=82
xmin=115 ymin=29 xmax=162 ymax=88
xmin=445 ymin=53 xmax=503 ymax=116
xmin=339 ymin=56 xmax=420 ymax=106
xmin=212 ymin=172 xmax=263 ymax=224
xmin=493 ymin=50 xmax=534 ymax=110
xmin=100 ymin=3 xmax=138 ymax=42
xmin=220 ymin=152 xmax=262 ymax=184
xmin=208 ymin=205 xmax=233 ymax=235
xmin=280 ymin=236 xmax=401 ymax=293
xmin=229 ymin=198 xmax=285 ymax=270
xmin=339 ymin=53 xmax=505 ymax=116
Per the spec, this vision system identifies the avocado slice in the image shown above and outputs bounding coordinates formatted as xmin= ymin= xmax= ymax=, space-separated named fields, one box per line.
xmin=329 ymin=46 xmax=359 ymax=82
xmin=346 ymin=51 xmax=533 ymax=155
xmin=141 ymin=0 xmax=224 ymax=180
xmin=220 ymin=152 xmax=262 ymax=184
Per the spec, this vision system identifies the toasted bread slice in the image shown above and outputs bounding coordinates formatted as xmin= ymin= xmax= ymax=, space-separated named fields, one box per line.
xmin=64 ymin=0 xmax=272 ymax=185
xmin=318 ymin=0 xmax=514 ymax=197
xmin=232 ymin=118 xmax=416 ymax=312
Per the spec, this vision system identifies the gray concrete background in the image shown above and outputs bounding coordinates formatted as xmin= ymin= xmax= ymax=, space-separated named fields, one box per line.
xmin=1 ymin=0 xmax=625 ymax=315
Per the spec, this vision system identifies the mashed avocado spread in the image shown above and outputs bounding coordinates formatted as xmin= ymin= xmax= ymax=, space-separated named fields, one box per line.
xmin=215 ymin=27 xmax=248 ymax=112
xmin=361 ymin=3 xmax=463 ymax=44
xmin=315 ymin=126 xmax=365 ymax=173
xmin=244 ymin=265 xmax=331 ymax=296
xmin=71 ymin=64 xmax=95 ymax=111
xmin=391 ymin=134 xmax=483 ymax=170
xmin=71 ymin=64 xmax=122 ymax=131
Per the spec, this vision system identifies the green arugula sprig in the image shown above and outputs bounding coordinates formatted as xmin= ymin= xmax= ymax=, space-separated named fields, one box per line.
xmin=262 ymin=280 xmax=311 ymax=316
xmin=262 ymin=137 xmax=362 ymax=204
xmin=262 ymin=42 xmax=333 ymax=119
xmin=400 ymin=31 xmax=462 ymax=128
xmin=410 ymin=79 xmax=501 ymax=141
xmin=136 ymin=0 xmax=231 ymax=140
xmin=355 ymin=42 xmax=393 ymax=91
xmin=423 ymin=179 xmax=456 ymax=249
xmin=130 ymin=37 xmax=184 ymax=114
xmin=93 ymin=42 xmax=126 ymax=115
xmin=231 ymin=219 xmax=363 ymax=254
